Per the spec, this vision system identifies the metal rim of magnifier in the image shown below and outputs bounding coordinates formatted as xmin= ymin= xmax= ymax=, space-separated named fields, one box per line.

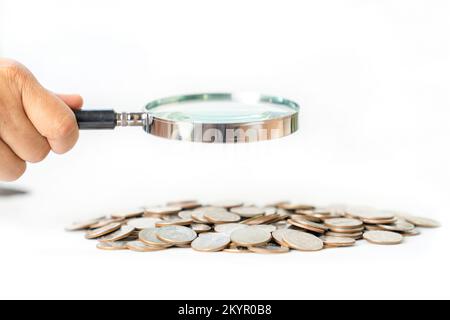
xmin=143 ymin=93 xmax=300 ymax=143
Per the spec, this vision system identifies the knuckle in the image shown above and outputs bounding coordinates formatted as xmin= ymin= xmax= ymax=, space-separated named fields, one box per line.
xmin=0 ymin=59 xmax=26 ymax=80
xmin=50 ymin=114 xmax=78 ymax=141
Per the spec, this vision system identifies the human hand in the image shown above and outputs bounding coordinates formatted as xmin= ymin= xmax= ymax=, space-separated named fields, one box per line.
xmin=0 ymin=58 xmax=82 ymax=181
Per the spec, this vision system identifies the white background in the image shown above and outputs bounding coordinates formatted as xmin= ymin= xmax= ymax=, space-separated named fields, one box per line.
xmin=0 ymin=0 xmax=449 ymax=299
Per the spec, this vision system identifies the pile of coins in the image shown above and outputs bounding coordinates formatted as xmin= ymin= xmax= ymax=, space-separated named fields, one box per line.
xmin=66 ymin=201 xmax=441 ymax=254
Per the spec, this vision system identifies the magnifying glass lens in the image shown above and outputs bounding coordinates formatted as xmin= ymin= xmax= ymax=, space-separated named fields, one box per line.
xmin=147 ymin=100 xmax=296 ymax=124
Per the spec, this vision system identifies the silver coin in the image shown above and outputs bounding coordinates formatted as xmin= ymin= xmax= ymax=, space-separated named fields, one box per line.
xmin=111 ymin=210 xmax=144 ymax=219
xmin=223 ymin=243 xmax=251 ymax=253
xmin=379 ymin=221 xmax=415 ymax=232
xmin=264 ymin=207 xmax=278 ymax=215
xmin=348 ymin=208 xmax=395 ymax=221
xmin=155 ymin=218 xmax=193 ymax=227
xmin=279 ymin=203 xmax=315 ymax=211
xmin=324 ymin=218 xmax=363 ymax=229
xmin=230 ymin=226 xmax=272 ymax=247
xmin=191 ymin=207 xmax=227 ymax=223
xmin=214 ymin=223 xmax=249 ymax=235
xmin=230 ymin=206 xmax=266 ymax=218
xmin=363 ymin=230 xmax=403 ymax=245
xmin=156 ymin=226 xmax=197 ymax=245
xmin=98 ymin=225 xmax=135 ymax=242
xmin=139 ymin=228 xmax=173 ymax=247
xmin=178 ymin=210 xmax=194 ymax=220
xmin=190 ymin=224 xmax=212 ymax=233
xmin=127 ymin=218 xmax=161 ymax=230
xmin=204 ymin=211 xmax=241 ymax=223
xmin=191 ymin=233 xmax=231 ymax=252
xmin=97 ymin=241 xmax=129 ymax=251
xmin=403 ymin=215 xmax=441 ymax=228
xmin=89 ymin=217 xmax=124 ymax=229
xmin=166 ymin=200 xmax=201 ymax=210
xmin=209 ymin=201 xmax=244 ymax=209
xmin=65 ymin=217 xmax=104 ymax=231
xmin=127 ymin=241 xmax=167 ymax=252
xmin=253 ymin=225 xmax=277 ymax=233
xmin=320 ymin=236 xmax=356 ymax=247
xmin=282 ymin=229 xmax=324 ymax=251
xmin=248 ymin=244 xmax=289 ymax=254
xmin=288 ymin=217 xmax=328 ymax=233
xmin=144 ymin=206 xmax=182 ymax=215
xmin=272 ymin=229 xmax=291 ymax=246
xmin=85 ymin=223 xmax=122 ymax=239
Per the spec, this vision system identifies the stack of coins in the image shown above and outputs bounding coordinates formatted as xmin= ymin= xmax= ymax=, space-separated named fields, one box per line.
xmin=66 ymin=201 xmax=441 ymax=254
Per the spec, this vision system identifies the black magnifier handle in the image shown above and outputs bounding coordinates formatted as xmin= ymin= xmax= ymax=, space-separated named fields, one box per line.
xmin=74 ymin=110 xmax=117 ymax=129
xmin=74 ymin=110 xmax=149 ymax=130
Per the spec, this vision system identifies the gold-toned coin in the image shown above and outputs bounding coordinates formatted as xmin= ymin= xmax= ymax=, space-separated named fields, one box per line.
xmin=363 ymin=230 xmax=403 ymax=245
xmin=85 ymin=222 xmax=122 ymax=239
xmin=324 ymin=218 xmax=363 ymax=229
xmin=127 ymin=217 xmax=161 ymax=230
xmin=96 ymin=241 xmax=129 ymax=251
xmin=248 ymin=244 xmax=290 ymax=254
xmin=204 ymin=211 xmax=241 ymax=224
xmin=191 ymin=233 xmax=231 ymax=252
xmin=127 ymin=241 xmax=167 ymax=252
xmin=320 ymin=236 xmax=356 ymax=247
xmin=111 ymin=210 xmax=144 ymax=219
xmin=155 ymin=218 xmax=193 ymax=227
xmin=98 ymin=225 xmax=135 ymax=243
xmin=167 ymin=200 xmax=201 ymax=210
xmin=138 ymin=228 xmax=173 ymax=247
xmin=282 ymin=229 xmax=324 ymax=251
xmin=209 ymin=201 xmax=244 ymax=209
xmin=65 ymin=217 xmax=104 ymax=231
xmin=156 ymin=226 xmax=197 ymax=245
xmin=214 ymin=223 xmax=249 ymax=235
xmin=144 ymin=206 xmax=182 ymax=216
xmin=231 ymin=206 xmax=266 ymax=218
xmin=379 ymin=221 xmax=415 ymax=232
xmin=403 ymin=215 xmax=441 ymax=228
xmin=191 ymin=224 xmax=211 ymax=233
xmin=230 ymin=226 xmax=272 ymax=247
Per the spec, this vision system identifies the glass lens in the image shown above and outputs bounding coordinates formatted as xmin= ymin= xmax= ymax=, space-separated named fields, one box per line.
xmin=146 ymin=99 xmax=296 ymax=124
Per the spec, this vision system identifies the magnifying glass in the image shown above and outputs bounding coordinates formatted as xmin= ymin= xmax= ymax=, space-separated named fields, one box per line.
xmin=74 ymin=93 xmax=300 ymax=143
